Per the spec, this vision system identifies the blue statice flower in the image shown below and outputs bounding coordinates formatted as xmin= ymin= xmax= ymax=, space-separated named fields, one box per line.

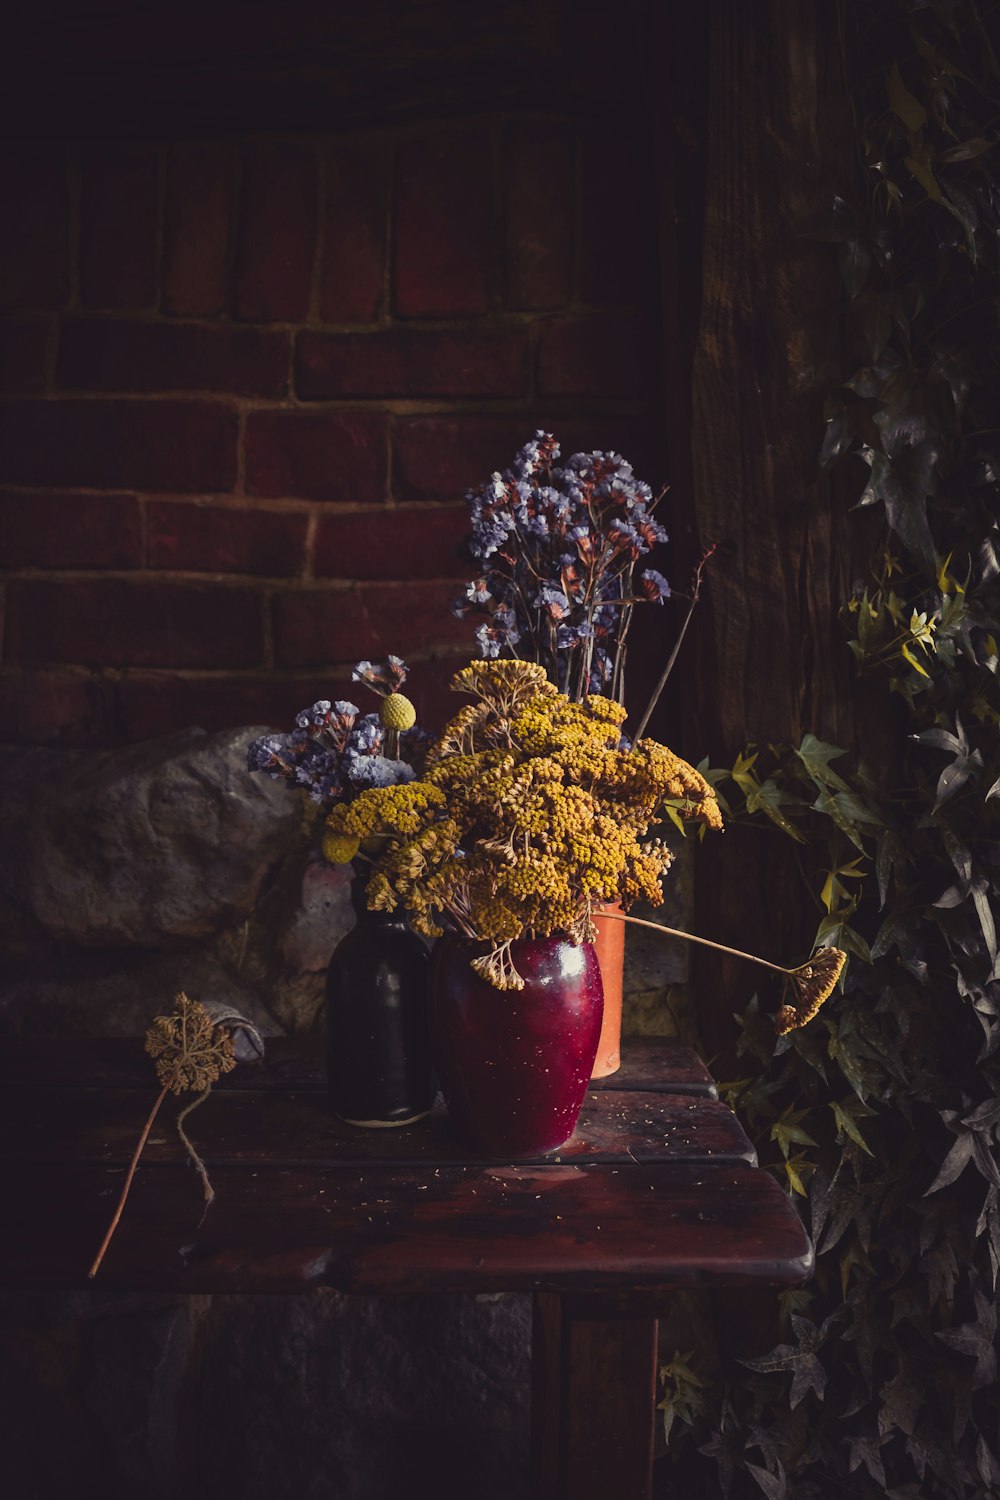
xmin=347 ymin=713 xmax=384 ymax=755
xmin=343 ymin=753 xmax=416 ymax=789
xmin=247 ymin=657 xmax=421 ymax=814
xmin=465 ymin=578 xmax=492 ymax=606
xmin=536 ymin=586 xmax=570 ymax=620
xmin=557 ymin=622 xmax=592 ymax=649
xmin=246 ymin=733 xmax=292 ymax=775
xmin=475 ymin=621 xmax=505 ymax=658
xmin=296 ymin=699 xmax=332 ymax=730
xmin=455 ymin=432 xmax=672 ymax=702
xmin=639 ymin=568 xmax=671 ymax=603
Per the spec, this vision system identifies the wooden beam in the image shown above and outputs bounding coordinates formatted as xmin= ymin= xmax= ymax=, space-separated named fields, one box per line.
xmin=532 ymin=1293 xmax=658 ymax=1500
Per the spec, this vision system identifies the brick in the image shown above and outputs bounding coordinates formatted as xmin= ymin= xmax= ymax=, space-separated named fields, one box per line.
xmin=401 ymin=656 xmax=472 ymax=733
xmin=313 ymin=506 xmax=469 ymax=580
xmin=0 ymin=149 xmax=68 ymax=308
xmin=578 ymin=128 xmax=654 ymax=305
xmin=0 ymin=399 xmax=238 ymax=492
xmin=504 ymin=121 xmax=574 ymax=310
xmin=147 ymin=502 xmax=307 ymax=576
xmin=79 ymin=150 xmax=159 ymax=309
xmin=320 ymin=140 xmax=388 ymax=323
xmin=394 ymin=130 xmax=493 ymax=317
xmin=245 ymin=408 xmax=386 ymax=502
xmin=272 ymin=581 xmax=467 ymax=668
xmin=163 ymin=143 xmax=235 ymax=316
xmin=235 ymin=143 xmax=318 ymax=322
xmin=119 ymin=672 xmax=356 ymax=742
xmin=394 ymin=415 xmax=661 ymax=502
xmin=57 ymin=317 xmax=290 ymax=397
xmin=296 ymin=326 xmax=528 ymax=399
xmin=0 ymin=314 xmax=50 ymax=392
xmin=538 ymin=312 xmax=654 ymax=398
xmin=0 ymin=490 xmax=142 ymax=568
xmin=0 ymin=669 xmax=117 ymax=745
xmin=5 ymin=579 xmax=264 ymax=669
xmin=394 ymin=417 xmax=545 ymax=502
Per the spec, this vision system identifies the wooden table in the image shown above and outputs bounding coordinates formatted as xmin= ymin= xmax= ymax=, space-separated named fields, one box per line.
xmin=0 ymin=1037 xmax=811 ymax=1499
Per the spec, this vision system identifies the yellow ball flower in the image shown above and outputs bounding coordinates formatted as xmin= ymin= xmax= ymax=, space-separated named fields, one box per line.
xmin=380 ymin=693 xmax=417 ymax=732
xmin=322 ymin=830 xmax=361 ymax=865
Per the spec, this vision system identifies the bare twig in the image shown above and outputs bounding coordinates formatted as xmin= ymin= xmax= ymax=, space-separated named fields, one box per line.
xmin=88 ymin=1080 xmax=171 ymax=1279
xmin=632 ymin=544 xmax=717 ymax=742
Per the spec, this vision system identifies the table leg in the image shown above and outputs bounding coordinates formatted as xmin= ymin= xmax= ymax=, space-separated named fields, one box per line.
xmin=531 ymin=1292 xmax=658 ymax=1500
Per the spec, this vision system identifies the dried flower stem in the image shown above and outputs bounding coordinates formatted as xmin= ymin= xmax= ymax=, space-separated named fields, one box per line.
xmin=600 ymin=910 xmax=846 ymax=1032
xmin=631 ymin=544 xmax=717 ymax=742
xmin=598 ymin=909 xmax=790 ymax=975
xmin=87 ymin=1079 xmax=171 ymax=1279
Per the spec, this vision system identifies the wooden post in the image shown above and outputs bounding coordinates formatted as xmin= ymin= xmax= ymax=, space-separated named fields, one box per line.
xmin=531 ymin=1293 xmax=659 ymax=1500
xmin=645 ymin=0 xmax=861 ymax=1065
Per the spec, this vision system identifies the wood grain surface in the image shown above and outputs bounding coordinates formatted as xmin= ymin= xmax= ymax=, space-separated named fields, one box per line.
xmin=1 ymin=1037 xmax=810 ymax=1300
xmin=0 ymin=1035 xmax=718 ymax=1097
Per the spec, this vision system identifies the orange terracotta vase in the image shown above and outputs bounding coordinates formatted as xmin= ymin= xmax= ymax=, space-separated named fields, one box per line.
xmin=590 ymin=903 xmax=625 ymax=1077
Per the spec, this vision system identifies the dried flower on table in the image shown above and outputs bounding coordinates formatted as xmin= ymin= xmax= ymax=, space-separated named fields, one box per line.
xmin=88 ymin=993 xmax=238 ymax=1279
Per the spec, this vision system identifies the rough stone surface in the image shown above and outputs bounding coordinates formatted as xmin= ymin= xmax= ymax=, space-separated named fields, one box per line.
xmin=0 ymin=1290 xmax=531 ymax=1500
xmin=0 ymin=943 xmax=283 ymax=1038
xmin=26 ymin=727 xmax=300 ymax=948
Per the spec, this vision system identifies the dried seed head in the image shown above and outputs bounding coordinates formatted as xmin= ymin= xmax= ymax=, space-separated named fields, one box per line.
xmin=775 ymin=948 xmax=847 ymax=1035
xmin=144 ymin=992 xmax=237 ymax=1094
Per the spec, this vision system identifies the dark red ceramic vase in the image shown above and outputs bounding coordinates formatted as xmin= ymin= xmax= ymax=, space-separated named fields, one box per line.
xmin=430 ymin=935 xmax=604 ymax=1157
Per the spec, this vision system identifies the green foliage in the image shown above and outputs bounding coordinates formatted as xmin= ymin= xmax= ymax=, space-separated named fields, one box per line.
xmin=673 ymin=3 xmax=1000 ymax=1494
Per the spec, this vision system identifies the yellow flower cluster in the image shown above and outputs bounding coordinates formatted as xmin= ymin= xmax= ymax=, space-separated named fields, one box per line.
xmin=324 ymin=660 xmax=722 ymax=987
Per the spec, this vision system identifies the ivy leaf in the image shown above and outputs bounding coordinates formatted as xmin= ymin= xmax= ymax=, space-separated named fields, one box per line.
xmin=831 ymin=1098 xmax=875 ymax=1156
xmin=744 ymin=778 xmax=807 ymax=842
xmin=904 ymin=144 xmax=943 ymax=202
xmin=943 ymin=182 xmax=979 ymax=259
xmin=878 ymin=1361 xmax=922 ymax=1438
xmin=937 ymin=137 xmax=993 ymax=162
xmin=794 ymin=734 xmax=850 ymax=791
xmin=839 ymin=239 xmax=871 ymax=299
xmin=887 ymin=60 xmax=928 ymax=132
xmin=770 ymin=1109 xmax=819 ymax=1159
xmin=789 ymin=1354 xmax=826 ymax=1408
xmin=977 ymin=1435 xmax=1000 ymax=1489
xmin=935 ymin=1285 xmax=997 ymax=1388
xmin=745 ymin=1461 xmax=786 ymax=1500
xmin=857 ymin=433 xmax=940 ymax=568
xmin=848 ymin=1433 xmax=887 ymax=1487
xmin=925 ymin=1131 xmax=975 ymax=1193
xmin=972 ymin=881 xmax=998 ymax=964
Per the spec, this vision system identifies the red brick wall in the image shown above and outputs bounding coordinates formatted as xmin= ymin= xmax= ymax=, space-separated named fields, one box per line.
xmin=0 ymin=119 xmax=665 ymax=744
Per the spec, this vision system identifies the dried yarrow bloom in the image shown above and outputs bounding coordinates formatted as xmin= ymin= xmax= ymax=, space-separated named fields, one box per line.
xmin=775 ymin=948 xmax=847 ymax=1034
xmin=144 ymin=992 xmax=237 ymax=1094
xmin=340 ymin=660 xmax=722 ymax=989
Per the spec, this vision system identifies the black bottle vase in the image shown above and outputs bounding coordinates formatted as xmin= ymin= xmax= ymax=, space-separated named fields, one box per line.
xmin=325 ymin=875 xmax=436 ymax=1126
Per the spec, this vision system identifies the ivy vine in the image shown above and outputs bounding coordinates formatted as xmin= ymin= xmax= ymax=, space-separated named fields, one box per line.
xmin=665 ymin=2 xmax=1000 ymax=1495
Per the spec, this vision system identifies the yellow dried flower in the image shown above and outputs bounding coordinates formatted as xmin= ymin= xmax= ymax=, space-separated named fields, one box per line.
xmin=322 ymin=829 xmax=361 ymax=865
xmin=354 ymin=658 xmax=723 ymax=988
xmin=380 ymin=693 xmax=416 ymax=731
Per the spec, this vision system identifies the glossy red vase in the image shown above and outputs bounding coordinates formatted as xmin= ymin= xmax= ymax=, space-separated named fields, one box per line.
xmin=430 ymin=935 xmax=604 ymax=1157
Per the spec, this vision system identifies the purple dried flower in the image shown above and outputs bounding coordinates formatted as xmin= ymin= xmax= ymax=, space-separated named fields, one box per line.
xmin=344 ymin=752 xmax=416 ymax=789
xmin=639 ymin=568 xmax=671 ymax=604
